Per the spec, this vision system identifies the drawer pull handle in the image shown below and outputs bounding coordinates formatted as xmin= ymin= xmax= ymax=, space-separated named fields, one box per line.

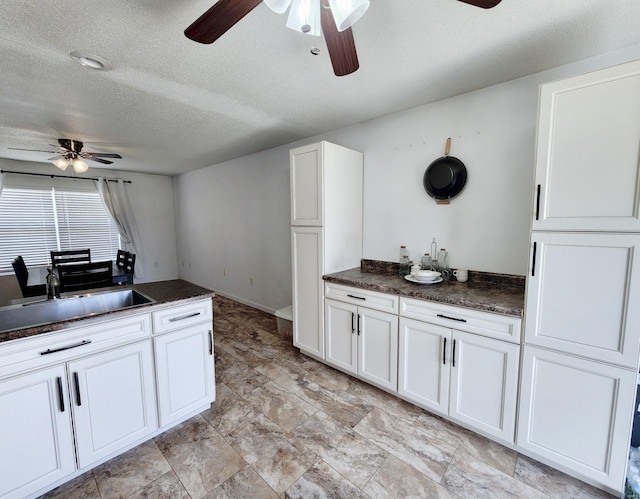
xmin=73 ymin=372 xmax=82 ymax=406
xmin=208 ymin=330 xmax=213 ymax=355
xmin=436 ymin=314 xmax=466 ymax=323
xmin=347 ymin=294 xmax=366 ymax=301
xmin=169 ymin=312 xmax=201 ymax=322
xmin=443 ymin=337 xmax=447 ymax=365
xmin=56 ymin=376 xmax=65 ymax=413
xmin=40 ymin=339 xmax=92 ymax=356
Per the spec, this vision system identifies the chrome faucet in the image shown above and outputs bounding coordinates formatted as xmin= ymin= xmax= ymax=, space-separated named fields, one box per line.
xmin=46 ymin=266 xmax=61 ymax=300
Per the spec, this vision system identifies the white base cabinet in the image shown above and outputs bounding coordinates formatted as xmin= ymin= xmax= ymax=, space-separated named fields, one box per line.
xmin=517 ymin=346 xmax=637 ymax=492
xmin=0 ymin=365 xmax=75 ymax=499
xmin=70 ymin=341 xmax=157 ymax=469
xmin=325 ymin=298 xmax=398 ymax=392
xmin=398 ymin=317 xmax=520 ymax=443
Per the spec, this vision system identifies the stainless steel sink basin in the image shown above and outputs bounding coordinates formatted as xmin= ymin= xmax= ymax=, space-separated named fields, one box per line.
xmin=0 ymin=288 xmax=155 ymax=334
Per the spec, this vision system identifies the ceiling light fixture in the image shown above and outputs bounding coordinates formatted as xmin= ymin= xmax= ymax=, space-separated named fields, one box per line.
xmin=265 ymin=0 xmax=369 ymax=35
xmin=52 ymin=153 xmax=88 ymax=173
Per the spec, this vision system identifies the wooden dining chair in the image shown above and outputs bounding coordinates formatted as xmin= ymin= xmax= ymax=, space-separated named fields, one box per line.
xmin=51 ymin=249 xmax=91 ymax=267
xmin=58 ymin=261 xmax=113 ymax=293
xmin=116 ymin=249 xmax=127 ymax=268
xmin=12 ymin=256 xmax=46 ymax=297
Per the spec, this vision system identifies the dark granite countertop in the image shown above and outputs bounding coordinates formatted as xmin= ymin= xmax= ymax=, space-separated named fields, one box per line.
xmin=0 ymin=279 xmax=214 ymax=343
xmin=323 ymin=262 xmax=525 ymax=317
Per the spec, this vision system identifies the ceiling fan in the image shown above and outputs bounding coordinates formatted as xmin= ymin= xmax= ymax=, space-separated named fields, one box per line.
xmin=184 ymin=0 xmax=502 ymax=77
xmin=8 ymin=139 xmax=122 ymax=173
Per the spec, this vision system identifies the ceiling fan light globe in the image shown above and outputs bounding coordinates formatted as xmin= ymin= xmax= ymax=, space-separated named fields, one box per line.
xmin=72 ymin=158 xmax=89 ymax=173
xmin=286 ymin=0 xmax=321 ymax=36
xmin=53 ymin=158 xmax=70 ymax=171
xmin=328 ymin=0 xmax=369 ymax=31
xmin=263 ymin=0 xmax=292 ymax=14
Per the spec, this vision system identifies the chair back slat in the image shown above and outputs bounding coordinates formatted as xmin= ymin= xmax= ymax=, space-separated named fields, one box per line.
xmin=51 ymin=249 xmax=91 ymax=267
xmin=58 ymin=261 xmax=113 ymax=293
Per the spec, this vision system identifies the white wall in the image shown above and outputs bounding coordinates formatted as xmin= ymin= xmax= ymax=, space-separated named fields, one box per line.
xmin=177 ymin=45 xmax=640 ymax=313
xmin=0 ymin=159 xmax=178 ymax=303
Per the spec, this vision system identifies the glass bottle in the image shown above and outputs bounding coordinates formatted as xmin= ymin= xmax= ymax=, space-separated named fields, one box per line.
xmin=399 ymin=246 xmax=410 ymax=275
xmin=420 ymin=253 xmax=432 ymax=270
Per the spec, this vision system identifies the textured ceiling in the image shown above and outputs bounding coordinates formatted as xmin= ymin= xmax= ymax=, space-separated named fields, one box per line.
xmin=1 ymin=0 xmax=640 ymax=175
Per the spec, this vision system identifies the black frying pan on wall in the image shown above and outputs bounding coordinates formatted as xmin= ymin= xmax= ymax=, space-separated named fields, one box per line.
xmin=423 ymin=138 xmax=468 ymax=204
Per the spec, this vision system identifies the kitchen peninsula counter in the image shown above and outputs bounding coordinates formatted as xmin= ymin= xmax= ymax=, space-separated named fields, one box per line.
xmin=323 ymin=261 xmax=525 ymax=317
xmin=0 ymin=279 xmax=214 ymax=343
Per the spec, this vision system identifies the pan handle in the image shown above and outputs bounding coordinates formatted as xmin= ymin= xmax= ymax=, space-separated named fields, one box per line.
xmin=445 ymin=137 xmax=451 ymax=156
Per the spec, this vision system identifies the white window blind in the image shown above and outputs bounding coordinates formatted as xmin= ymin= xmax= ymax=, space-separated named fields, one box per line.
xmin=0 ymin=187 xmax=120 ymax=273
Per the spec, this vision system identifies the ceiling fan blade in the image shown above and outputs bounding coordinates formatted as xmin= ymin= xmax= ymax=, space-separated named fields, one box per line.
xmin=8 ymin=147 xmax=56 ymax=153
xmin=82 ymin=152 xmax=123 ymax=159
xmin=456 ymin=0 xmax=502 ymax=8
xmin=85 ymin=157 xmax=113 ymax=165
xmin=185 ymin=0 xmax=263 ymax=44
xmin=320 ymin=4 xmax=359 ymax=76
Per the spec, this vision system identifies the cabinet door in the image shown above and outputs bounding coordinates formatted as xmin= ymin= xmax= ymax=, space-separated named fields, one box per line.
xmin=398 ymin=318 xmax=450 ymax=414
xmin=69 ymin=340 xmax=157 ymax=469
xmin=325 ymin=299 xmax=358 ymax=375
xmin=0 ymin=365 xmax=75 ymax=499
xmin=290 ymin=142 xmax=323 ymax=226
xmin=532 ymin=60 xmax=640 ymax=231
xmin=155 ymin=324 xmax=216 ymax=428
xmin=292 ymin=226 xmax=324 ymax=358
xmin=526 ymin=232 xmax=640 ymax=368
xmin=358 ymin=308 xmax=398 ymax=392
xmin=517 ymin=346 xmax=636 ymax=492
xmin=449 ymin=331 xmax=519 ymax=444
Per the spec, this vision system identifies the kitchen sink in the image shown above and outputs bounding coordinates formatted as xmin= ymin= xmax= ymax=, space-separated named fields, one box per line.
xmin=0 ymin=288 xmax=155 ymax=334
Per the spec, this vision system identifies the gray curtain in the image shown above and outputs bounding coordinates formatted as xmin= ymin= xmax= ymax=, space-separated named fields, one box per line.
xmin=95 ymin=178 xmax=144 ymax=278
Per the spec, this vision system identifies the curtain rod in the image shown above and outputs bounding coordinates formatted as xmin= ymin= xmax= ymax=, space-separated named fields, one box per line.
xmin=0 ymin=169 xmax=131 ymax=184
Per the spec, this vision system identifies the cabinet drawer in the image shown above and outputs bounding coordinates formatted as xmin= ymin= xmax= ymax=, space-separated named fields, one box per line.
xmin=324 ymin=283 xmax=398 ymax=314
xmin=400 ymin=297 xmax=521 ymax=344
xmin=152 ymin=299 xmax=213 ymax=334
xmin=0 ymin=313 xmax=151 ymax=379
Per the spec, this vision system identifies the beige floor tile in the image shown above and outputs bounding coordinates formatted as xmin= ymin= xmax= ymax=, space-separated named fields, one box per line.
xmin=127 ymin=470 xmax=189 ymax=498
xmin=363 ymin=455 xmax=455 ymax=499
xmin=200 ymin=382 xmax=258 ymax=436
xmin=285 ymin=459 xmax=369 ymax=499
xmin=442 ymin=448 xmax=548 ymax=499
xmin=291 ymin=410 xmax=388 ymax=488
xmin=93 ymin=440 xmax=172 ymax=499
xmin=242 ymin=381 xmax=318 ymax=432
xmin=154 ymin=415 xmax=245 ymax=498
xmin=225 ymin=414 xmax=317 ymax=495
xmin=204 ymin=465 xmax=280 ymax=499
xmin=39 ymin=471 xmax=100 ymax=499
xmin=514 ymin=454 xmax=615 ymax=498
xmin=354 ymin=407 xmax=456 ymax=482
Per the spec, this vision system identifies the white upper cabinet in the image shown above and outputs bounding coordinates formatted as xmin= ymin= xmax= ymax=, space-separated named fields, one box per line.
xmin=532 ymin=60 xmax=640 ymax=231
xmin=525 ymin=231 xmax=640 ymax=369
xmin=291 ymin=143 xmax=323 ymax=226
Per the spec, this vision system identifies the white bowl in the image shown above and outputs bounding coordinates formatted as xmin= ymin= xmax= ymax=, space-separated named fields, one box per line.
xmin=412 ymin=270 xmax=441 ymax=281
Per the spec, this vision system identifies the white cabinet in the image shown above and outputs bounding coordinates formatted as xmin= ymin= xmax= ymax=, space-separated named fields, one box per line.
xmin=398 ymin=314 xmax=520 ymax=444
xmin=290 ymin=141 xmax=363 ymax=358
xmin=525 ymin=231 xmax=640 ymax=368
xmin=0 ymin=365 xmax=75 ymax=499
xmin=69 ymin=340 xmax=157 ymax=469
xmin=153 ymin=299 xmax=215 ymax=428
xmin=325 ymin=298 xmax=398 ymax=392
xmin=517 ymin=346 xmax=636 ymax=492
xmin=324 ymin=285 xmax=399 ymax=392
xmin=532 ymin=59 xmax=640 ymax=232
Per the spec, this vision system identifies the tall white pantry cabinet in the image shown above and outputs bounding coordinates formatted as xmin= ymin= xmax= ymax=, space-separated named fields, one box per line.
xmin=518 ymin=59 xmax=640 ymax=493
xmin=290 ymin=141 xmax=363 ymax=359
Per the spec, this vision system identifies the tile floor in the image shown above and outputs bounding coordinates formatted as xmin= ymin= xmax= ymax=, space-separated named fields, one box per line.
xmin=41 ymin=295 xmax=615 ymax=499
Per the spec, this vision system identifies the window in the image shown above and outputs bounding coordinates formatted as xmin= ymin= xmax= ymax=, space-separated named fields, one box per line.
xmin=0 ymin=186 xmax=120 ymax=273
